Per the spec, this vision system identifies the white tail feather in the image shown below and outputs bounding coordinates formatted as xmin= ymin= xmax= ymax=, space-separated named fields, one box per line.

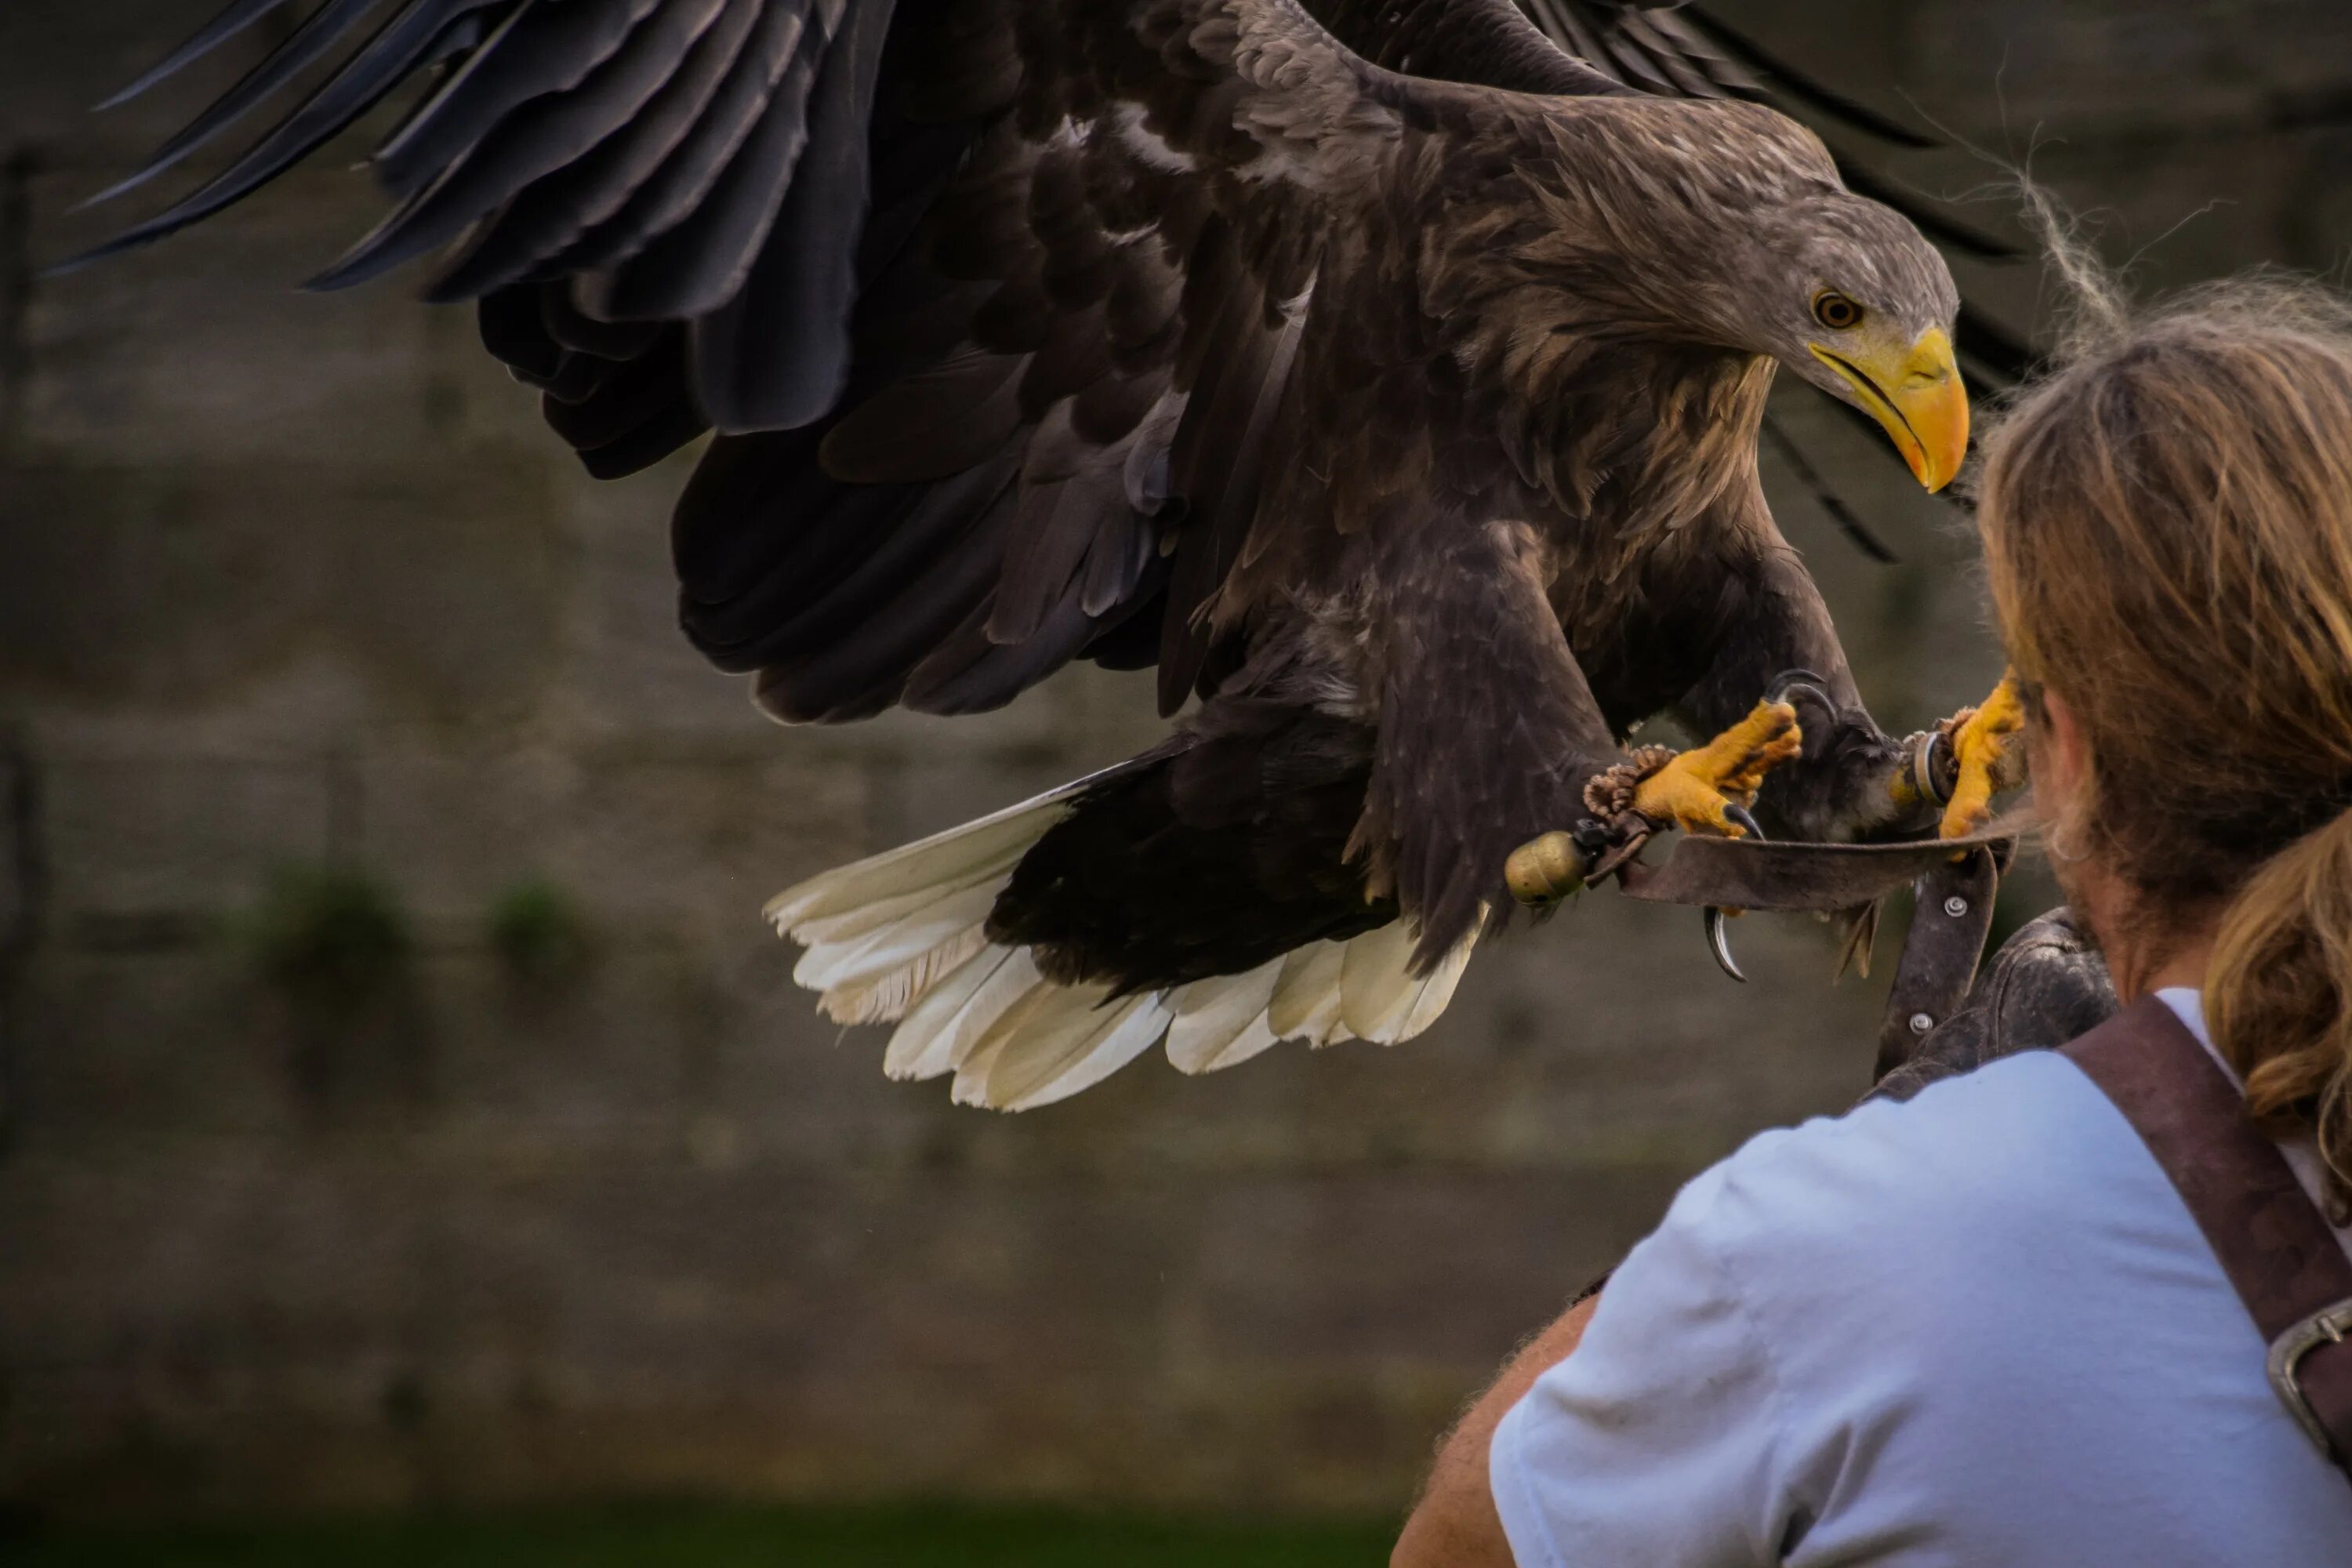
xmin=793 ymin=880 xmax=1001 ymax=993
xmin=770 ymin=775 xmax=1482 ymax=1107
xmin=884 ymin=946 xmax=1040 ymax=1081
xmin=1336 ymin=914 xmax=1479 ymax=1044
xmin=1268 ymin=941 xmax=1353 ymax=1047
xmin=950 ymin=1004 xmax=1027 ymax=1106
xmin=1395 ymin=935 xmax=1475 ymax=1041
xmin=1339 ymin=920 xmax=1423 ymax=1041
xmin=1199 ymin=1013 xmax=1280 ymax=1073
xmin=764 ymin=779 xmax=1091 ymax=931
xmin=820 ymin=926 xmax=992 ymax=1026
xmin=985 ymin=989 xmax=1177 ymax=1110
xmin=792 ymin=880 xmax=982 ymax=949
xmin=1165 ymin=960 xmax=1284 ymax=1074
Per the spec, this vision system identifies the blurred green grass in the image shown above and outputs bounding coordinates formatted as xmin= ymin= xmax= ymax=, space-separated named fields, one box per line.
xmin=9 ymin=1501 xmax=1397 ymax=1567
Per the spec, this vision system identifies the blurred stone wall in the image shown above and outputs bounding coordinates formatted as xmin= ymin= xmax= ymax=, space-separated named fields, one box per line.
xmin=2 ymin=0 xmax=2347 ymax=1524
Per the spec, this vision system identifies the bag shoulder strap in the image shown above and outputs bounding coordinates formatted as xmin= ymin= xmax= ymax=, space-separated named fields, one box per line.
xmin=2065 ymin=997 xmax=2352 ymax=1479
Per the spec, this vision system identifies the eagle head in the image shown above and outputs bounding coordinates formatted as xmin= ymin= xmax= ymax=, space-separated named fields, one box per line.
xmin=1495 ymin=109 xmax=1971 ymax=495
xmin=1735 ymin=191 xmax=1969 ymax=492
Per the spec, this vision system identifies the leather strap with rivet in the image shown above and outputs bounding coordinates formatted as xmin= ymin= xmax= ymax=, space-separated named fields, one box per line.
xmin=1611 ymin=830 xmax=2011 ymax=1076
xmin=1871 ymin=845 xmax=2001 ymax=1080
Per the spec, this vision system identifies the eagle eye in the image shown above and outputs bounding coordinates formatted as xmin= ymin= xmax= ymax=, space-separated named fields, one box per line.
xmin=1812 ymin=291 xmax=1865 ymax=332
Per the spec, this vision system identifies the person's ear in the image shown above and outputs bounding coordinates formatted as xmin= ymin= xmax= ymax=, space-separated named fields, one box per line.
xmin=2036 ymin=687 xmax=2090 ymax=814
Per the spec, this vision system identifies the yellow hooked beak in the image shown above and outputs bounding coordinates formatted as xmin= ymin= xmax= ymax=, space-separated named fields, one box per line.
xmin=1809 ymin=327 xmax=1969 ymax=493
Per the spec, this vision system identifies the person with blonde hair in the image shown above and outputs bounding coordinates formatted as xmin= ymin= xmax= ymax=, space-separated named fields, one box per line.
xmin=1396 ymin=281 xmax=2352 ymax=1566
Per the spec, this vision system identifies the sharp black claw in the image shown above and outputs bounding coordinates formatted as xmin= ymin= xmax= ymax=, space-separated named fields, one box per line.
xmin=1704 ymin=906 xmax=1748 ymax=983
xmin=1723 ymin=803 xmax=1766 ymax=840
xmin=1765 ymin=669 xmax=1831 ymax=706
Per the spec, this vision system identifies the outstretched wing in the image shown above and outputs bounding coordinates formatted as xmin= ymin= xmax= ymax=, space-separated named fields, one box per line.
xmin=81 ymin=0 xmax=2011 ymax=720
xmin=85 ymin=0 xmax=1559 ymax=722
xmin=78 ymin=0 xmax=901 ymax=437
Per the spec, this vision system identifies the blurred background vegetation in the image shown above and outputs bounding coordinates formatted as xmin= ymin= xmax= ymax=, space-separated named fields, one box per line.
xmin=5 ymin=0 xmax=2350 ymax=1559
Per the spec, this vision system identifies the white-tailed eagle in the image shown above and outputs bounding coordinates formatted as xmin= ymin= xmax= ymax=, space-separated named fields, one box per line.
xmin=82 ymin=0 xmax=2027 ymax=1108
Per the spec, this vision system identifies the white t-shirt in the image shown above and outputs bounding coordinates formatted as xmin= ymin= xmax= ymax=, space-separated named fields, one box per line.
xmin=1490 ymin=991 xmax=2352 ymax=1566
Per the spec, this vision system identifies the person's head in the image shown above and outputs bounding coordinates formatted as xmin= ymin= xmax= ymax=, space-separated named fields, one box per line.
xmin=1978 ymin=279 xmax=2352 ymax=1195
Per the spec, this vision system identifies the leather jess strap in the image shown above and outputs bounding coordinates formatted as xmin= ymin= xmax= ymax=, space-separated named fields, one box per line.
xmin=2067 ymin=1000 xmax=2352 ymax=1483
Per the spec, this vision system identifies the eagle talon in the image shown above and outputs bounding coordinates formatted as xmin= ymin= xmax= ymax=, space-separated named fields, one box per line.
xmin=1939 ymin=671 xmax=2027 ymax=839
xmin=1704 ymin=906 xmax=1747 ymax=983
xmin=1765 ymin=668 xmax=1832 ymax=708
xmin=1702 ymin=808 xmax=1762 ymax=981
xmin=1624 ymin=698 xmax=1805 ymax=840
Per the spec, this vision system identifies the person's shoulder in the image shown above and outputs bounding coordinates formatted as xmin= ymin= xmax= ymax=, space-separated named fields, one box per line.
xmin=1759 ymin=1049 xmax=2125 ymax=1200
xmin=1668 ymin=1050 xmax=2151 ymax=1310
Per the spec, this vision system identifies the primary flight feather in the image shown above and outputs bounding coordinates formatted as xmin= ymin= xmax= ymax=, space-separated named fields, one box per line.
xmin=85 ymin=0 xmax=2024 ymax=1108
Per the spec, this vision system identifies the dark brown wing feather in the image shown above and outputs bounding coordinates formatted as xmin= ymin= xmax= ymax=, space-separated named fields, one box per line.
xmin=79 ymin=0 xmax=1460 ymax=724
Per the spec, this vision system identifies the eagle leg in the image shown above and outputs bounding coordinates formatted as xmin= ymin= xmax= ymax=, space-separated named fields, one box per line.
xmin=1936 ymin=670 xmax=2028 ymax=839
